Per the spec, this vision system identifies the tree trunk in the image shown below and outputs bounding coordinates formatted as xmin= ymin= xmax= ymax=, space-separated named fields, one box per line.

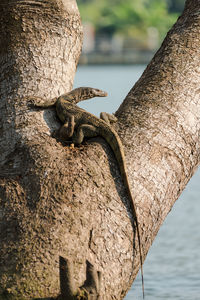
xmin=0 ymin=0 xmax=199 ymax=299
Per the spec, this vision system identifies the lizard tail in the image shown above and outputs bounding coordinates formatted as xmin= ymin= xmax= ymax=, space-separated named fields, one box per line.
xmin=99 ymin=124 xmax=145 ymax=299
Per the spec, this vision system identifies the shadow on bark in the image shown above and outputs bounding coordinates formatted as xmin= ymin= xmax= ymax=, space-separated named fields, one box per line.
xmin=0 ymin=257 xmax=101 ymax=300
xmin=32 ymin=256 xmax=102 ymax=300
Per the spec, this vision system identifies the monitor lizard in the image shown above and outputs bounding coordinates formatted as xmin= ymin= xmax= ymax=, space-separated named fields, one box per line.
xmin=28 ymin=87 xmax=144 ymax=298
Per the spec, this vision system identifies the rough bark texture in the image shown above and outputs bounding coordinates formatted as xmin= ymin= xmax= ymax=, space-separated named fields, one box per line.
xmin=0 ymin=0 xmax=200 ymax=299
xmin=116 ymin=0 xmax=200 ymax=254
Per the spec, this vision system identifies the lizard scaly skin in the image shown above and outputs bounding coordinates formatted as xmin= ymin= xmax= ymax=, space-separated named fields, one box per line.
xmin=29 ymin=87 xmax=144 ymax=298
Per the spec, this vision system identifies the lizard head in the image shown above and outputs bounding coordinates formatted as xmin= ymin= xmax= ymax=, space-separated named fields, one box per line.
xmin=71 ymin=87 xmax=108 ymax=104
xmin=90 ymin=88 xmax=108 ymax=98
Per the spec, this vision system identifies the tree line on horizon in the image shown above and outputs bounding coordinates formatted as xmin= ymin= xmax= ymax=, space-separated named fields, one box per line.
xmin=77 ymin=0 xmax=185 ymax=48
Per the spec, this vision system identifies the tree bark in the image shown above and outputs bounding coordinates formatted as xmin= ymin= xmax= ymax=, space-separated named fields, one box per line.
xmin=0 ymin=0 xmax=200 ymax=299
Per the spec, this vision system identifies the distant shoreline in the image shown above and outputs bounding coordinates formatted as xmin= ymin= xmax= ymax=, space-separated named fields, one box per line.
xmin=79 ymin=50 xmax=155 ymax=65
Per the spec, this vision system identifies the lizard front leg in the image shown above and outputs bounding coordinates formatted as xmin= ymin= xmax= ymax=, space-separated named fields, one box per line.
xmin=100 ymin=112 xmax=117 ymax=125
xmin=73 ymin=124 xmax=98 ymax=144
xmin=59 ymin=114 xmax=75 ymax=140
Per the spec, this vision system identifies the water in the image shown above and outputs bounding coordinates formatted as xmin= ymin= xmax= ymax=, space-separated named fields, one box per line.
xmin=74 ymin=65 xmax=144 ymax=116
xmin=74 ymin=65 xmax=200 ymax=300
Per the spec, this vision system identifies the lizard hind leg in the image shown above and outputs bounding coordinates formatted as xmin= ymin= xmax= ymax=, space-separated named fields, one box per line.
xmin=100 ymin=112 xmax=117 ymax=125
xmin=73 ymin=124 xmax=98 ymax=144
xmin=27 ymin=96 xmax=57 ymax=107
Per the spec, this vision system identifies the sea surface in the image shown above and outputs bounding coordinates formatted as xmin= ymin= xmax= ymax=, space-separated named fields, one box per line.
xmin=74 ymin=65 xmax=200 ymax=300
